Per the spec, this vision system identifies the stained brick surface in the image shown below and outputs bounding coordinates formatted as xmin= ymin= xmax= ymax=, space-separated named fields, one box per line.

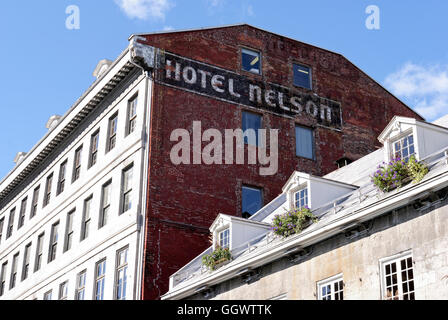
xmin=139 ymin=25 xmax=422 ymax=299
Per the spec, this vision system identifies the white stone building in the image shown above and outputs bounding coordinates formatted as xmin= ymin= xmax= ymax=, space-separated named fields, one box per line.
xmin=162 ymin=115 xmax=448 ymax=300
xmin=0 ymin=41 xmax=154 ymax=300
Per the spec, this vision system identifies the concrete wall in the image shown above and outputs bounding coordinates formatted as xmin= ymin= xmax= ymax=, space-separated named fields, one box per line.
xmin=187 ymin=188 xmax=448 ymax=300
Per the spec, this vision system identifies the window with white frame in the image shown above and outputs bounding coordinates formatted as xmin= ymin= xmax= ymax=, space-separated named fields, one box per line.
xmin=34 ymin=233 xmax=44 ymax=272
xmin=107 ymin=113 xmax=118 ymax=152
xmin=72 ymin=146 xmax=82 ymax=182
xmin=380 ymin=252 xmax=415 ymax=300
xmin=127 ymin=95 xmax=138 ymax=136
xmin=121 ymin=165 xmax=133 ymax=214
xmin=48 ymin=221 xmax=59 ymax=263
xmin=6 ymin=207 xmax=15 ymax=239
xmin=76 ymin=270 xmax=86 ymax=300
xmin=64 ymin=210 xmax=75 ymax=252
xmin=218 ymin=229 xmax=230 ymax=249
xmin=59 ymin=281 xmax=68 ymax=300
xmin=317 ymin=274 xmax=344 ymax=300
xmin=392 ymin=134 xmax=415 ymax=162
xmin=0 ymin=262 xmax=7 ymax=297
xmin=89 ymin=130 xmax=100 ymax=168
xmin=57 ymin=160 xmax=67 ymax=195
xmin=22 ymin=242 xmax=32 ymax=281
xmin=94 ymin=259 xmax=106 ymax=300
xmin=43 ymin=290 xmax=52 ymax=300
xmin=43 ymin=173 xmax=53 ymax=207
xmin=10 ymin=252 xmax=19 ymax=289
xmin=294 ymin=188 xmax=308 ymax=209
xmin=115 ymin=247 xmax=128 ymax=300
xmin=0 ymin=218 xmax=4 ymax=245
xmin=99 ymin=180 xmax=112 ymax=228
xmin=30 ymin=186 xmax=40 ymax=218
xmin=81 ymin=196 xmax=92 ymax=241
xmin=18 ymin=197 xmax=27 ymax=230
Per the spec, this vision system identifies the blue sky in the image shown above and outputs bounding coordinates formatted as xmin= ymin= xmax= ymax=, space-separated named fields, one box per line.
xmin=0 ymin=0 xmax=447 ymax=178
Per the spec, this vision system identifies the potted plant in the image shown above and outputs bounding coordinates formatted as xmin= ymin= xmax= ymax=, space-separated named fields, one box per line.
xmin=371 ymin=156 xmax=428 ymax=193
xmin=202 ymin=246 xmax=232 ymax=271
xmin=271 ymin=206 xmax=318 ymax=238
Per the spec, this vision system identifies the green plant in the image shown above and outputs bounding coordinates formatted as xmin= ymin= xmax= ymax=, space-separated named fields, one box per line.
xmin=271 ymin=206 xmax=318 ymax=238
xmin=202 ymin=246 xmax=232 ymax=271
xmin=407 ymin=155 xmax=429 ymax=183
xmin=371 ymin=156 xmax=428 ymax=192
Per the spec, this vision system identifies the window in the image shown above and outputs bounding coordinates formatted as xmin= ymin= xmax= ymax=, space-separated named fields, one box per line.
xmin=18 ymin=197 xmax=27 ymax=230
xmin=59 ymin=281 xmax=69 ymax=300
xmin=43 ymin=290 xmax=52 ymax=300
xmin=242 ymin=111 xmax=262 ymax=146
xmin=0 ymin=262 xmax=7 ymax=297
xmin=317 ymin=274 xmax=344 ymax=300
xmin=76 ymin=270 xmax=87 ymax=300
xmin=10 ymin=253 xmax=19 ymax=289
xmin=94 ymin=259 xmax=106 ymax=300
xmin=81 ymin=196 xmax=92 ymax=241
xmin=99 ymin=181 xmax=112 ymax=228
xmin=34 ymin=233 xmax=44 ymax=272
xmin=22 ymin=243 xmax=32 ymax=281
xmin=0 ymin=218 xmax=4 ymax=245
xmin=242 ymin=185 xmax=263 ymax=218
xmin=295 ymin=188 xmax=308 ymax=209
xmin=241 ymin=48 xmax=261 ymax=74
xmin=107 ymin=113 xmax=118 ymax=152
xmin=6 ymin=208 xmax=15 ymax=239
xmin=127 ymin=95 xmax=138 ymax=135
xmin=115 ymin=247 xmax=128 ymax=300
xmin=48 ymin=222 xmax=59 ymax=263
xmin=293 ymin=63 xmax=312 ymax=90
xmin=89 ymin=130 xmax=100 ymax=168
xmin=380 ymin=252 xmax=415 ymax=300
xmin=336 ymin=157 xmax=353 ymax=169
xmin=392 ymin=134 xmax=415 ymax=162
xmin=30 ymin=186 xmax=40 ymax=218
xmin=295 ymin=126 xmax=315 ymax=159
xmin=121 ymin=166 xmax=133 ymax=214
xmin=218 ymin=229 xmax=230 ymax=249
xmin=43 ymin=173 xmax=53 ymax=207
xmin=72 ymin=146 xmax=83 ymax=182
xmin=64 ymin=210 xmax=75 ymax=252
xmin=57 ymin=160 xmax=67 ymax=195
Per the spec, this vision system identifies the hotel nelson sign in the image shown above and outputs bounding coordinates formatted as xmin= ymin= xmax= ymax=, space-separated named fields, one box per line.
xmin=155 ymin=52 xmax=342 ymax=130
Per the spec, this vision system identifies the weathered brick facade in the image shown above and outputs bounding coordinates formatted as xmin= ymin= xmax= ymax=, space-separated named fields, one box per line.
xmin=138 ymin=25 xmax=422 ymax=299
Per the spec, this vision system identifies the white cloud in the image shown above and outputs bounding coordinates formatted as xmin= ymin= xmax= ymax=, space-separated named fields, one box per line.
xmin=163 ymin=25 xmax=174 ymax=31
xmin=115 ymin=0 xmax=174 ymax=20
xmin=207 ymin=0 xmax=224 ymax=7
xmin=384 ymin=62 xmax=448 ymax=121
xmin=247 ymin=4 xmax=254 ymax=16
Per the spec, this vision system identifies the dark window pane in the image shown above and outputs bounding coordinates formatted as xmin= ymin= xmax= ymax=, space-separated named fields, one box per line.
xmin=242 ymin=112 xmax=262 ymax=146
xmin=293 ymin=63 xmax=311 ymax=89
xmin=242 ymin=49 xmax=261 ymax=74
xmin=242 ymin=186 xmax=262 ymax=218
xmin=295 ymin=126 xmax=314 ymax=159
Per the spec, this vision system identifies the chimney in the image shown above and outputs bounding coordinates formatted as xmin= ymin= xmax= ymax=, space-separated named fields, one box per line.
xmin=46 ymin=115 xmax=62 ymax=131
xmin=93 ymin=59 xmax=113 ymax=79
xmin=14 ymin=152 xmax=27 ymax=165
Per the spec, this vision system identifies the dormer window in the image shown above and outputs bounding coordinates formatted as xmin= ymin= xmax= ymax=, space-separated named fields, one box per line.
xmin=218 ymin=229 xmax=230 ymax=249
xmin=392 ymin=134 xmax=415 ymax=162
xmin=295 ymin=188 xmax=308 ymax=209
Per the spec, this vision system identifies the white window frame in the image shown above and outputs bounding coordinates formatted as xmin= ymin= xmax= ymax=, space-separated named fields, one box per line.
xmin=115 ymin=247 xmax=129 ymax=300
xmin=317 ymin=273 xmax=344 ymax=300
xmin=379 ymin=251 xmax=415 ymax=300
xmin=59 ymin=281 xmax=69 ymax=300
xmin=218 ymin=229 xmax=230 ymax=249
xmin=294 ymin=187 xmax=309 ymax=210
xmin=75 ymin=270 xmax=87 ymax=300
xmin=389 ymin=129 xmax=416 ymax=162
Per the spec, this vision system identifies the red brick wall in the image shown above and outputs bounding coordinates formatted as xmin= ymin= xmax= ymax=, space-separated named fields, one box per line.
xmin=139 ymin=25 xmax=423 ymax=299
